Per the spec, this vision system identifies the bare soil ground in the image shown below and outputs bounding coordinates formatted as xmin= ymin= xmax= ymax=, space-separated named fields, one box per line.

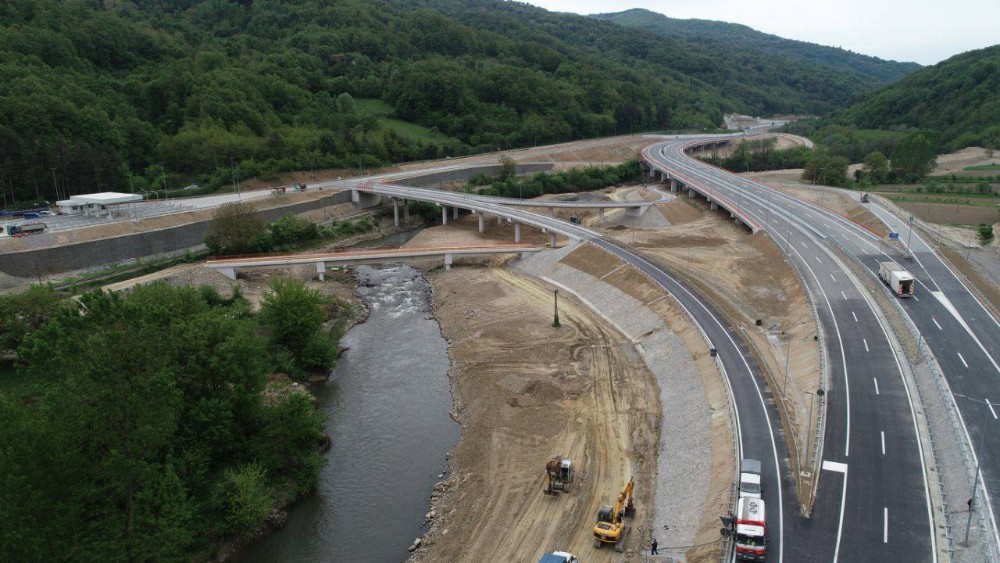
xmin=415 ymin=266 xmax=659 ymax=562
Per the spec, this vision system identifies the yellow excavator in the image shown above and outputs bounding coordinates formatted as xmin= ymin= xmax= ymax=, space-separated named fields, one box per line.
xmin=593 ymin=476 xmax=635 ymax=551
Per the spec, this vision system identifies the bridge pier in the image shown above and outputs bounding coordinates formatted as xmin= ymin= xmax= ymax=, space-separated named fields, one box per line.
xmin=316 ymin=261 xmax=326 ymax=281
xmin=626 ymin=205 xmax=647 ymax=218
xmin=497 ymin=215 xmax=502 ymax=225
xmin=444 ymin=253 xmax=453 ymax=271
xmin=550 ymin=233 xmax=557 ymax=248
xmin=710 ymin=201 xmax=718 ymax=210
xmin=478 ymin=212 xmax=485 ymax=233
xmin=515 ymin=222 xmax=521 ymax=243
xmin=549 ymin=207 xmax=555 ymax=216
xmin=217 ymin=266 xmax=236 ymax=280
xmin=351 ymin=190 xmax=381 ymax=209
xmin=687 ymin=187 xmax=695 ymax=197
xmin=452 ymin=206 xmax=458 ymax=220
xmin=599 ymin=208 xmax=605 ymax=223
xmin=669 ymin=178 xmax=678 ymax=192
xmin=442 ymin=206 xmax=448 ymax=225
xmin=404 ymin=199 xmax=409 ymax=221
xmin=393 ymin=198 xmax=400 ymax=227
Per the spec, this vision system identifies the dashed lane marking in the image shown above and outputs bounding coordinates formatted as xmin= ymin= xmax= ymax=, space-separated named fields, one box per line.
xmin=823 ymin=460 xmax=848 ymax=473
xmin=958 ymin=353 xmax=969 ymax=368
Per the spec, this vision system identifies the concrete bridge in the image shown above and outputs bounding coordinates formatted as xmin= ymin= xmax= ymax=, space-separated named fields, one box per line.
xmin=206 ymin=244 xmax=545 ymax=280
xmin=640 ymin=139 xmax=762 ymax=233
xmin=350 ymin=181 xmax=669 ymax=247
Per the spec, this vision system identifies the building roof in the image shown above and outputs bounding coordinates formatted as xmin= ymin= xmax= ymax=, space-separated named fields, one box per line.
xmin=65 ymin=192 xmax=143 ymax=205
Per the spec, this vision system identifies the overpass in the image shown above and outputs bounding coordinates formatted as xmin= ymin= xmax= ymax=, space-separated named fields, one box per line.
xmin=206 ymin=244 xmax=545 ymax=280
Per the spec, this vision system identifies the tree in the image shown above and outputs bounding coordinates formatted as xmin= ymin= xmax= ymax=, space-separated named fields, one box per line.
xmin=0 ymin=285 xmax=66 ymax=357
xmin=218 ymin=462 xmax=274 ymax=540
xmin=498 ymin=154 xmax=517 ymax=182
xmin=258 ymin=278 xmax=337 ymax=374
xmin=802 ymin=153 xmax=850 ymax=186
xmin=205 ymin=201 xmax=267 ymax=255
xmin=861 ymin=151 xmax=890 ymax=184
xmin=893 ymin=131 xmax=938 ymax=178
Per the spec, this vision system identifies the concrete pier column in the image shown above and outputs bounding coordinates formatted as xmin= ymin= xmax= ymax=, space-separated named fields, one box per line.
xmin=477 ymin=212 xmax=485 ymax=233
xmin=550 ymin=233 xmax=557 ymax=248
xmin=710 ymin=201 xmax=718 ymax=210
xmin=670 ymin=179 xmax=678 ymax=192
xmin=442 ymin=206 xmax=448 ymax=225
xmin=549 ymin=207 xmax=555 ymax=216
xmin=404 ymin=199 xmax=410 ymax=221
xmin=218 ymin=267 xmax=236 ymax=281
xmin=393 ymin=198 xmax=400 ymax=227
xmin=444 ymin=253 xmax=453 ymax=271
xmin=497 ymin=216 xmax=502 ymax=225
xmin=316 ymin=262 xmax=327 ymax=281
xmin=515 ymin=223 xmax=521 ymax=243
xmin=599 ymin=208 xmax=605 ymax=223
xmin=687 ymin=188 xmax=695 ymax=197
xmin=452 ymin=206 xmax=458 ymax=220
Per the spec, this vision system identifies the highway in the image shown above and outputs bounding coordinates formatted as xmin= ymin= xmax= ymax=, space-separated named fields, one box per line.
xmin=643 ymin=138 xmax=939 ymax=561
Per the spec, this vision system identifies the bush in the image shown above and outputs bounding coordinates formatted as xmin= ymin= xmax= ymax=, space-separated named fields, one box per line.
xmin=979 ymin=224 xmax=995 ymax=244
xmin=219 ymin=463 xmax=274 ymax=539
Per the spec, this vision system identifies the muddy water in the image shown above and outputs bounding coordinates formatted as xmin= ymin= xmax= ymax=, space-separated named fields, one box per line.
xmin=240 ymin=263 xmax=458 ymax=563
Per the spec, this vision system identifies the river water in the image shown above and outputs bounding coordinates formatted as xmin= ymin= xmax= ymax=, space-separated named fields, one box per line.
xmin=240 ymin=262 xmax=459 ymax=563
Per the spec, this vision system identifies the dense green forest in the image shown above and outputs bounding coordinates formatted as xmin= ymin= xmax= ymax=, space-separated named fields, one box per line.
xmin=595 ymin=9 xmax=920 ymax=85
xmin=0 ymin=0 xmax=917 ymax=203
xmin=0 ymin=281 xmax=347 ymax=560
xmin=832 ymin=45 xmax=1000 ymax=150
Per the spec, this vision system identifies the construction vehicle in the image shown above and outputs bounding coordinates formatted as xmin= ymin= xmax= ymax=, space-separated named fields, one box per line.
xmin=878 ymin=261 xmax=915 ymax=297
xmin=543 ymin=456 xmax=574 ymax=495
xmin=734 ymin=496 xmax=767 ymax=561
xmin=0 ymin=222 xmax=46 ymax=237
xmin=593 ymin=476 xmax=634 ymax=551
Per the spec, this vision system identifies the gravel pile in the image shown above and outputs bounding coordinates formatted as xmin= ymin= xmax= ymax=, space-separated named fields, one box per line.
xmin=516 ymin=243 xmax=712 ymax=556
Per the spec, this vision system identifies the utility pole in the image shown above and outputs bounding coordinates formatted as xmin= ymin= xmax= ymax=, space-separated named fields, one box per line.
xmin=552 ymin=289 xmax=561 ymax=328
xmin=782 ymin=331 xmax=791 ymax=399
xmin=50 ymin=168 xmax=59 ymax=201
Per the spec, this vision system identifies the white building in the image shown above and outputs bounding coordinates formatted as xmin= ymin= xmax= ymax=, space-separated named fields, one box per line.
xmin=56 ymin=192 xmax=143 ymax=217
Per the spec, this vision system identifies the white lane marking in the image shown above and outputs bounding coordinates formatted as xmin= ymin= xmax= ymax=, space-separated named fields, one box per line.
xmin=823 ymin=460 xmax=848 ymax=473
xmin=932 ymin=317 xmax=942 ymax=330
xmin=988 ymin=400 xmax=998 ymax=420
xmin=884 ymin=507 xmax=889 ymax=543
xmin=874 ymin=378 xmax=880 ymax=395
xmin=958 ymin=353 xmax=969 ymax=368
xmin=816 ymin=256 xmax=823 ymax=264
xmin=912 ymin=295 xmax=919 ymax=301
xmin=801 ymin=241 xmax=808 ymax=249
xmin=881 ymin=431 xmax=886 ymax=455
xmin=852 ymin=311 xmax=858 ymax=323
xmin=841 ymin=291 xmax=848 ymax=300
xmin=863 ymin=338 xmax=870 ymax=352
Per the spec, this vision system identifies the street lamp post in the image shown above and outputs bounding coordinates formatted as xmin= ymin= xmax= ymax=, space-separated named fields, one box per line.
xmin=50 ymin=168 xmax=59 ymax=201
xmin=782 ymin=331 xmax=791 ymax=399
xmin=956 ymin=394 xmax=993 ymax=546
xmin=552 ymin=290 xmax=561 ymax=328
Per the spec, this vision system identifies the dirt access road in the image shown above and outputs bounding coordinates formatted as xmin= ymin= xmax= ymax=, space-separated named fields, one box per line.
xmin=414 ymin=265 xmax=659 ymax=562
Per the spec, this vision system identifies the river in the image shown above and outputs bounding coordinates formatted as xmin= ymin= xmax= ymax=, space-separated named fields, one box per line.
xmin=240 ymin=261 xmax=459 ymax=562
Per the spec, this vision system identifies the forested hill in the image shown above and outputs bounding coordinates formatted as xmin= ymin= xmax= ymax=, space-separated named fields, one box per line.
xmin=833 ymin=45 xmax=1000 ymax=149
xmin=0 ymin=0 xmax=910 ymax=201
xmin=594 ymin=9 xmax=921 ymax=84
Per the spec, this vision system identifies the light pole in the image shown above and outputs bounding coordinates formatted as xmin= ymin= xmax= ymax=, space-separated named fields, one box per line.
xmin=782 ymin=331 xmax=791 ymax=399
xmin=953 ymin=393 xmax=993 ymax=546
xmin=552 ymin=289 xmax=561 ymax=328
xmin=50 ymin=168 xmax=59 ymax=201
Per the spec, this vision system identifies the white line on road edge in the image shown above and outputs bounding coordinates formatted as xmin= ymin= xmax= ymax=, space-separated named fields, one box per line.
xmin=932 ymin=317 xmax=942 ymax=330
xmin=823 ymin=460 xmax=848 ymax=473
xmin=842 ymin=291 xmax=848 ymax=300
xmin=958 ymin=353 xmax=969 ymax=368
xmin=852 ymin=311 xmax=858 ymax=323
xmin=863 ymin=338 xmax=870 ymax=352
xmin=874 ymin=378 xmax=880 ymax=395
xmin=884 ymin=507 xmax=889 ymax=543
xmin=988 ymin=400 xmax=998 ymax=420
xmin=831 ymin=273 xmax=836 ymax=282
xmin=881 ymin=431 xmax=886 ymax=455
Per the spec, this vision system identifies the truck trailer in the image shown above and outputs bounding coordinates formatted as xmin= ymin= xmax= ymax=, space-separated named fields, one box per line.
xmin=878 ymin=261 xmax=915 ymax=297
xmin=0 ymin=222 xmax=46 ymax=237
xmin=735 ymin=496 xmax=767 ymax=561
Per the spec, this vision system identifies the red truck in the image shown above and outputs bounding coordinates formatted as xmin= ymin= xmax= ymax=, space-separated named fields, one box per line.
xmin=735 ymin=496 xmax=767 ymax=561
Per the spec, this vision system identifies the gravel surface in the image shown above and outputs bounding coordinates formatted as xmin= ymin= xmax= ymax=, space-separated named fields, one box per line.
xmin=516 ymin=242 xmax=712 ymax=555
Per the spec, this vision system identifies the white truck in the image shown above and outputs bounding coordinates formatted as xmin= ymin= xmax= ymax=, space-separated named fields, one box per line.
xmin=878 ymin=261 xmax=915 ymax=297
xmin=538 ymin=551 xmax=578 ymax=563
xmin=735 ymin=496 xmax=767 ymax=561
xmin=739 ymin=458 xmax=762 ymax=499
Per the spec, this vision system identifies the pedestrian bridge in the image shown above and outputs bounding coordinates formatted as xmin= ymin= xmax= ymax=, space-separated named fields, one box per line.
xmin=206 ymin=244 xmax=545 ymax=280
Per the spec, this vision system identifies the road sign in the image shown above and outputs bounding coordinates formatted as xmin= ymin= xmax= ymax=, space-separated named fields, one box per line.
xmin=909 ymin=215 xmax=915 ymax=222
xmin=889 ymin=232 xmax=900 ymax=239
